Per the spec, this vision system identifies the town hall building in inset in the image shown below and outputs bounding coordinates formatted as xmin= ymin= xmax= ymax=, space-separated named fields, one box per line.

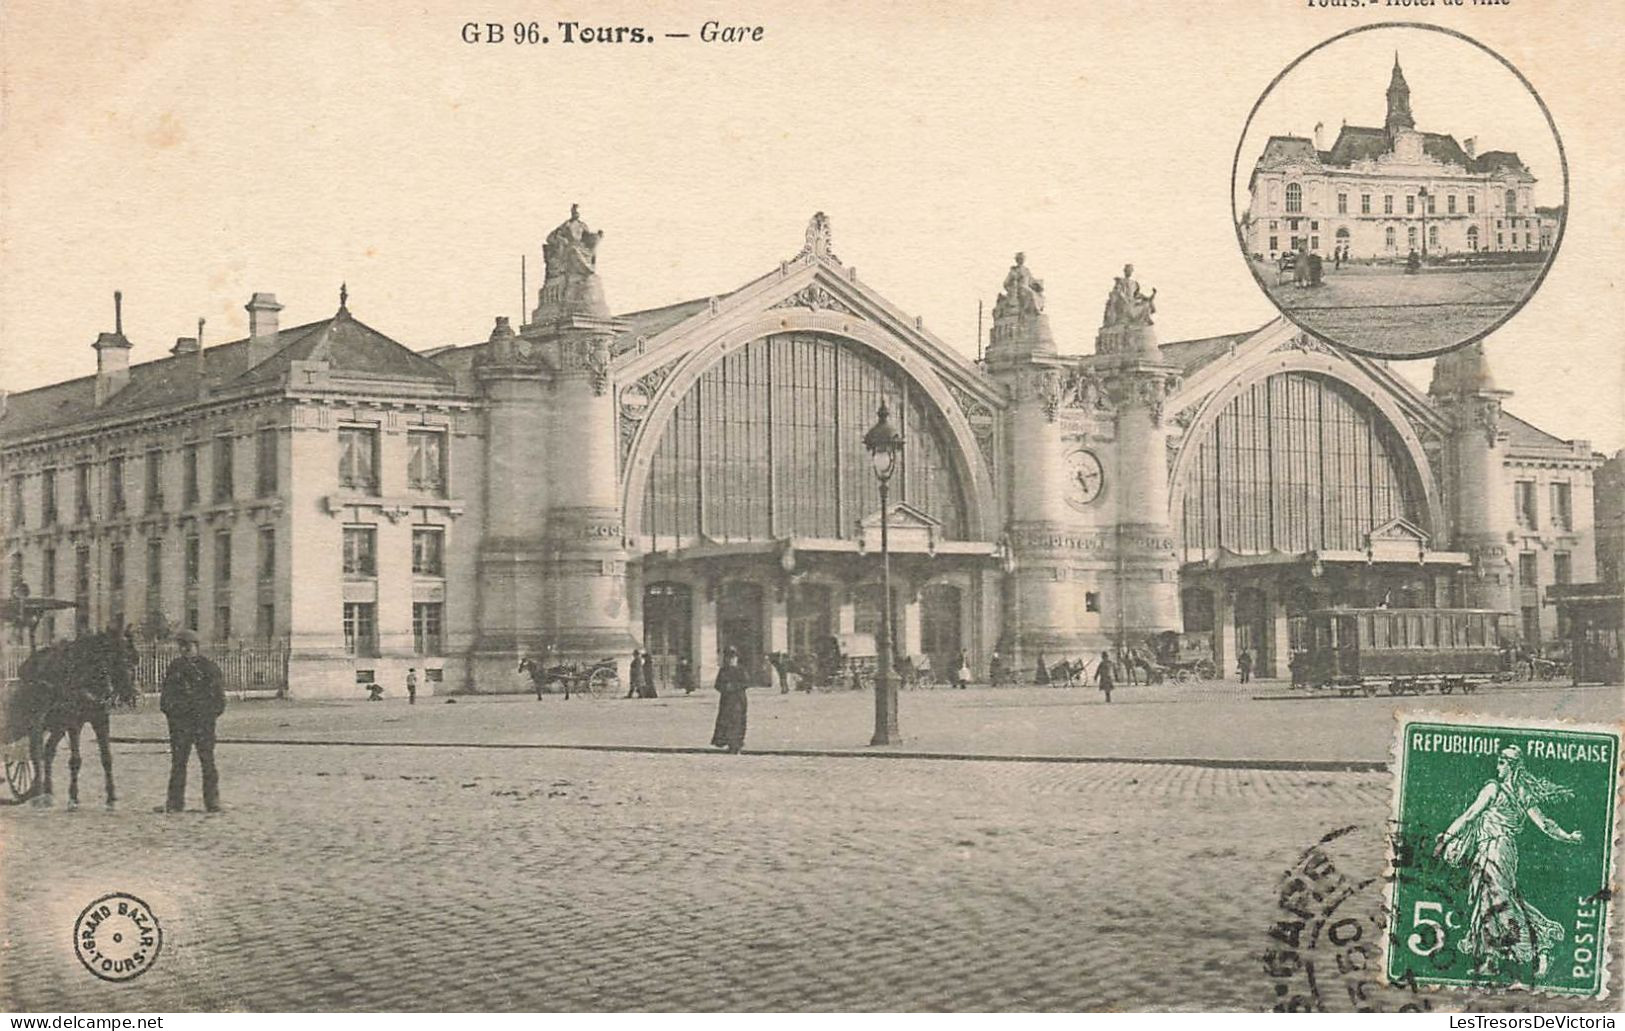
xmin=1241 ymin=56 xmax=1560 ymax=263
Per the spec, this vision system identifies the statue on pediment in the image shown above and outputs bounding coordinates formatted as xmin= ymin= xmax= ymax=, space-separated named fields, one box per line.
xmin=994 ymin=253 xmax=1045 ymax=319
xmin=1102 ymin=264 xmax=1157 ymax=329
xmin=543 ymin=204 xmax=603 ymax=282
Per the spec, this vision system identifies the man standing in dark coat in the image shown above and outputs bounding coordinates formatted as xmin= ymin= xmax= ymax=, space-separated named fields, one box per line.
xmin=1094 ymin=650 xmax=1115 ymax=703
xmin=159 ymin=629 xmax=226 ymax=813
xmin=639 ymin=651 xmax=658 ymax=698
xmin=626 ymin=650 xmax=643 ymax=699
xmin=710 ymin=647 xmax=749 ymax=753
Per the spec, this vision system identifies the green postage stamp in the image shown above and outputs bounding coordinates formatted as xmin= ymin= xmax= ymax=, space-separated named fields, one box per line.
xmin=1387 ymin=714 xmax=1620 ymax=997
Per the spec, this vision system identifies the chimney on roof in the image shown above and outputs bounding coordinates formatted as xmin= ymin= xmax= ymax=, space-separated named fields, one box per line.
xmin=93 ymin=290 xmax=133 ymax=406
xmin=245 ymin=292 xmax=283 ymax=368
xmin=1314 ymin=122 xmax=1324 ymax=151
xmin=1464 ymin=137 xmax=1477 ymax=160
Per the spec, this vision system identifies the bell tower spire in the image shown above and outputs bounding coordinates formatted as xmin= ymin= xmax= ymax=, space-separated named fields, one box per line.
xmin=1386 ymin=53 xmax=1415 ymax=138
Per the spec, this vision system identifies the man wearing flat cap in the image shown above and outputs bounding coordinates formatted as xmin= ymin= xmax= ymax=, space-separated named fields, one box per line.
xmin=159 ymin=629 xmax=227 ymax=813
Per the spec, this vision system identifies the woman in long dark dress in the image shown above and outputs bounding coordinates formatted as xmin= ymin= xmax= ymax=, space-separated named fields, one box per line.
xmin=710 ymin=647 xmax=749 ymax=753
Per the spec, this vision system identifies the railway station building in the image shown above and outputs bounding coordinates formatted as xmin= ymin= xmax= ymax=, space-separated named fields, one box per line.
xmin=0 ymin=211 xmax=1601 ymax=696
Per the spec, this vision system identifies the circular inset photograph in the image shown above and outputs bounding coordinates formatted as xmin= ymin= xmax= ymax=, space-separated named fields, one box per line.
xmin=1232 ymin=24 xmax=1566 ymax=359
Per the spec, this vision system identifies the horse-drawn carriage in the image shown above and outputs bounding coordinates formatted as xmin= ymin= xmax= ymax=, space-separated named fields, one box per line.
xmin=1148 ymin=631 xmax=1218 ymax=684
xmin=1295 ymin=607 xmax=1509 ymax=697
xmin=2 ymin=595 xmax=135 ymax=805
xmin=518 ymin=653 xmax=621 ymax=699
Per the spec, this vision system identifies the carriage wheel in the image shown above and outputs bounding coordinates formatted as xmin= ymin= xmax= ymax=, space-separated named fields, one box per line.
xmin=1175 ymin=668 xmax=1194 ymax=685
xmin=1196 ymin=661 xmax=1217 ymax=681
xmin=1363 ymin=684 xmax=1378 ymax=697
xmin=588 ymin=668 xmax=619 ymax=698
xmin=6 ymin=756 xmax=36 ymax=802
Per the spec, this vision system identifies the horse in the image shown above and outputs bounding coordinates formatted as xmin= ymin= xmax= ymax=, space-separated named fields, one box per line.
xmin=519 ymin=654 xmax=583 ymax=699
xmin=6 ymin=630 xmax=139 ymax=809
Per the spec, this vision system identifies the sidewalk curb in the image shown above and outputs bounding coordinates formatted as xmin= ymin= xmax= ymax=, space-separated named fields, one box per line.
xmin=109 ymin=735 xmax=1386 ymax=773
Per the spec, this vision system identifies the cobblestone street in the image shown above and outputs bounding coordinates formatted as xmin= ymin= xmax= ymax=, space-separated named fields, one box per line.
xmin=3 ymin=686 xmax=1618 ymax=1011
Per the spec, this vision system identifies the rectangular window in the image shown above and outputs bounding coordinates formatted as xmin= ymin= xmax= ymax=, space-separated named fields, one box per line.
xmin=258 ymin=527 xmax=276 ymax=582
xmin=108 ymin=455 xmax=125 ymax=514
xmin=145 ymin=450 xmax=164 ymax=512
xmin=1467 ymin=194 xmax=1476 ymax=214
xmin=1522 ymin=606 xmax=1541 ymax=645
xmin=342 ymin=526 xmax=377 ymax=577
xmin=41 ymin=470 xmax=56 ymax=526
xmin=110 ymin=542 xmax=125 ymax=591
xmin=215 ymin=604 xmax=231 ymax=642
xmin=1407 ymin=226 xmax=1417 ymax=249
xmin=186 ymin=605 xmax=199 ymax=632
xmin=338 ymin=427 xmax=380 ymax=494
xmin=1447 ymin=195 xmax=1457 ymax=214
xmin=1553 ymin=552 xmax=1572 ymax=586
xmin=1497 ymin=233 xmax=1504 ymax=247
xmin=343 ymin=601 xmax=378 ymax=657
xmin=147 ymin=538 xmax=163 ymax=597
xmin=9 ymin=554 xmax=22 ymax=597
xmin=1514 ymin=481 xmax=1538 ymax=528
xmin=1310 ymin=220 xmax=1319 ymax=232
xmin=413 ymin=602 xmax=444 ymax=656
xmin=1337 ymin=194 xmax=1347 ymax=214
xmin=1268 ymin=235 xmax=1278 ymax=252
xmin=1310 ymin=235 xmax=1319 ymax=251
xmin=213 ymin=436 xmax=234 ymax=503
xmin=1406 ymin=195 xmax=1415 ymax=215
xmin=42 ymin=548 xmax=56 ymax=596
xmin=9 ymin=474 xmax=22 ymax=530
xmin=256 ymin=428 xmax=278 ymax=497
xmin=1518 ymin=552 xmax=1538 ymax=587
xmin=74 ymin=546 xmax=90 ymax=634
xmin=258 ymin=601 xmax=275 ymax=640
xmin=1384 ymin=195 xmax=1393 ymax=215
xmin=1426 ymin=194 xmax=1436 ymax=215
xmin=412 ymin=527 xmax=445 ymax=576
xmin=215 ymin=529 xmax=232 ymax=583
xmin=407 ymin=430 xmax=447 ymax=496
xmin=1551 ymin=482 xmax=1573 ymax=530
xmin=1360 ymin=194 xmax=1371 ymax=214
xmin=75 ymin=462 xmax=93 ymax=521
xmin=185 ymin=534 xmax=201 ymax=586
xmin=183 ymin=445 xmax=200 ymax=506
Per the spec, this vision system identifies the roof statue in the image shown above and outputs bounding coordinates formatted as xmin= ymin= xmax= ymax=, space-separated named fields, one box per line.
xmin=543 ymin=204 xmax=604 ymax=282
xmin=993 ymin=253 xmax=1045 ymax=320
xmin=1101 ymin=264 xmax=1156 ymax=329
xmin=532 ymin=204 xmax=610 ymax=321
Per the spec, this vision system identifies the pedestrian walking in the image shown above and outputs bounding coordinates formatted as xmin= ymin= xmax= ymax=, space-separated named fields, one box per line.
xmin=405 ymin=667 xmax=418 ymax=705
xmin=1094 ymin=649 xmax=1115 ymax=704
xmin=770 ymin=651 xmax=790 ymax=694
xmin=955 ymin=650 xmax=972 ymax=690
xmin=1238 ymin=649 xmax=1254 ymax=684
xmin=158 ymin=629 xmax=226 ymax=813
xmin=640 ymin=651 xmax=658 ymax=699
xmin=1034 ymin=651 xmax=1050 ymax=685
xmin=710 ymin=646 xmax=750 ymax=754
xmin=627 ymin=650 xmax=643 ymax=698
xmin=676 ymin=654 xmax=694 ymax=694
xmin=366 ymin=682 xmax=384 ymax=701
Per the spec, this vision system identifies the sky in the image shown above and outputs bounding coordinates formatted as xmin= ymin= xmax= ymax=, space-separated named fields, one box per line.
xmin=2 ymin=2 xmax=1621 ymax=451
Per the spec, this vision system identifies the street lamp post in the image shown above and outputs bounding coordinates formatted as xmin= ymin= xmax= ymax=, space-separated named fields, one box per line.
xmin=1419 ymin=187 xmax=1430 ymax=258
xmin=863 ymin=401 xmax=904 ymax=746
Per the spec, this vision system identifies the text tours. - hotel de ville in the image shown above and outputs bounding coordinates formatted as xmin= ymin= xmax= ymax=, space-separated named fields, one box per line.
xmin=0 ymin=208 xmax=1602 ymax=697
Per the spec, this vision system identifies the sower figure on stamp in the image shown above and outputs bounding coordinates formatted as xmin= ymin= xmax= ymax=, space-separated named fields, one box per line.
xmin=158 ymin=629 xmax=226 ymax=814
xmin=1432 ymin=745 xmax=1583 ymax=977
xmin=710 ymin=646 xmax=749 ymax=754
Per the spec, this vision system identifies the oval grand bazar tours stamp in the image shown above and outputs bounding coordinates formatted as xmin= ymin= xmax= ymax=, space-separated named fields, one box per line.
xmin=1386 ymin=714 xmax=1619 ymax=998
xmin=73 ymin=892 xmax=163 ymax=983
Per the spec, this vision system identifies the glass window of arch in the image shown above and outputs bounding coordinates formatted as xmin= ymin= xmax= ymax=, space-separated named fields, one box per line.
xmin=640 ymin=333 xmax=969 ymax=544
xmin=1285 ymin=183 xmax=1302 ymax=213
xmin=1505 ymin=189 xmax=1517 ymax=213
xmin=1178 ymin=373 xmax=1422 ymax=558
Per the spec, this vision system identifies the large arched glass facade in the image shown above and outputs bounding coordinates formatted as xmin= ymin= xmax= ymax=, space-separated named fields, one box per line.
xmin=1179 ymin=372 xmax=1423 ymax=558
xmin=641 ymin=333 xmax=968 ymax=542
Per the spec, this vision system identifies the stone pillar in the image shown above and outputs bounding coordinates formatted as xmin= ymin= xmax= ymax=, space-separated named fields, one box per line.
xmin=767 ymin=586 xmax=789 ymax=655
xmin=1430 ymin=342 xmax=1515 ymax=618
xmin=468 ymin=318 xmax=552 ymax=691
xmin=1269 ymin=587 xmax=1291 ymax=680
xmin=692 ymin=582 xmax=717 ymax=690
xmin=900 ymin=585 xmax=922 ymax=661
xmin=985 ymin=253 xmax=1096 ymax=672
xmin=1103 ymin=349 xmax=1182 ymax=653
xmin=1215 ymin=589 xmax=1236 ymax=680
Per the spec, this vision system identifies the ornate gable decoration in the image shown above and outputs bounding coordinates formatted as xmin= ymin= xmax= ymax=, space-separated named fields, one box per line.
xmin=1272 ymin=331 xmax=1338 ymax=356
xmin=792 ymin=211 xmax=839 ymax=264
xmin=770 ymin=284 xmax=858 ymax=317
xmin=947 ymin=382 xmax=996 ymax=477
xmin=617 ymin=357 xmax=682 ymax=471
xmin=1366 ymin=517 xmax=1431 ymax=564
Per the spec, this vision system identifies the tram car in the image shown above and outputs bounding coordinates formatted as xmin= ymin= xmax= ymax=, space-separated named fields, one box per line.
xmin=1296 ymin=607 xmax=1511 ymax=697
